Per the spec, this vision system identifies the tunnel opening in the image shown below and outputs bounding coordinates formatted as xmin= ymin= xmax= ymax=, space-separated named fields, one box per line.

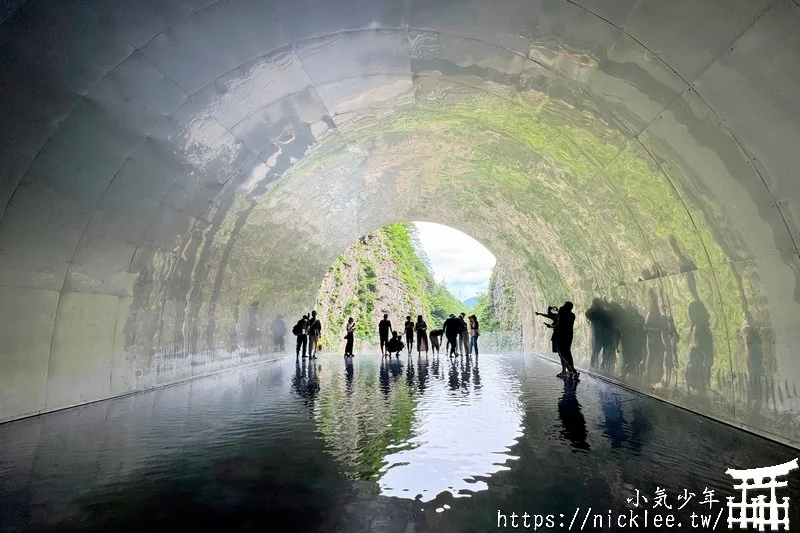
xmin=309 ymin=221 xmax=524 ymax=356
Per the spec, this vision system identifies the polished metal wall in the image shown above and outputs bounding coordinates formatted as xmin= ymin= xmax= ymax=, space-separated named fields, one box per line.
xmin=0 ymin=0 xmax=798 ymax=445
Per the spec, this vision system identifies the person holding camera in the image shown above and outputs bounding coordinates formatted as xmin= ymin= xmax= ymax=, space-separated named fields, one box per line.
xmin=537 ymin=302 xmax=578 ymax=377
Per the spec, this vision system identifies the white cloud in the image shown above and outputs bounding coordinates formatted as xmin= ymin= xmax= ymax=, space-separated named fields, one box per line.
xmin=413 ymin=221 xmax=496 ymax=300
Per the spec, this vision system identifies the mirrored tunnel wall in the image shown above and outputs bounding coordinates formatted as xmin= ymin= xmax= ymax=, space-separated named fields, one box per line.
xmin=0 ymin=0 xmax=799 ymax=445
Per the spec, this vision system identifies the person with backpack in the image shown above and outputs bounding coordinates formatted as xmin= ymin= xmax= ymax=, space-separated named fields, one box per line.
xmin=293 ymin=315 xmax=309 ymax=358
xmin=307 ymin=310 xmax=322 ymax=359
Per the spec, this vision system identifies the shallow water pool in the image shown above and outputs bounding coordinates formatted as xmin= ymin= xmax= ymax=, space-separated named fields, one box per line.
xmin=1 ymin=354 xmax=797 ymax=532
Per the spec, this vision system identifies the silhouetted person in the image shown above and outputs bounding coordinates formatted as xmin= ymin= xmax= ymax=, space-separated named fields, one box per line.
xmin=415 ymin=315 xmax=429 ymax=355
xmin=271 ymin=314 xmax=286 ymax=353
xmin=538 ymin=306 xmax=566 ymax=374
xmin=378 ymin=314 xmax=393 ymax=356
xmin=294 ymin=314 xmax=309 ymax=358
xmin=469 ymin=315 xmax=479 ymax=356
xmin=686 ymin=299 xmax=713 ymax=392
xmin=629 ymin=303 xmax=647 ymax=379
xmin=663 ymin=314 xmax=679 ymax=387
xmin=585 ymin=298 xmax=611 ymax=368
xmin=443 ymin=314 xmax=460 ymax=357
xmin=558 ymin=376 xmax=590 ymax=450
xmin=554 ymin=302 xmax=578 ymax=376
xmin=458 ymin=313 xmax=469 ymax=356
xmin=404 ymin=315 xmax=414 ymax=355
xmin=429 ymin=328 xmax=443 ymax=355
xmin=386 ymin=331 xmax=404 ymax=357
xmin=645 ymin=289 xmax=666 ymax=386
xmin=307 ymin=310 xmax=322 ymax=359
xmin=344 ymin=317 xmax=355 ymax=357
xmin=606 ymin=300 xmax=626 ymax=371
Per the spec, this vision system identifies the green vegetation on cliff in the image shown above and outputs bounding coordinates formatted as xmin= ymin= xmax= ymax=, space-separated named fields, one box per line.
xmin=317 ymin=223 xmax=466 ymax=350
xmin=474 ymin=267 xmax=521 ymax=333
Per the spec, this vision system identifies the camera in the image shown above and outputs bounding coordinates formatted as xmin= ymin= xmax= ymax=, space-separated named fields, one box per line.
xmin=535 ymin=306 xmax=559 ymax=328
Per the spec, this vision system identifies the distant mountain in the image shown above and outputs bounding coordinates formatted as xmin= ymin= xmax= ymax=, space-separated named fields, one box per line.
xmin=462 ymin=296 xmax=478 ymax=309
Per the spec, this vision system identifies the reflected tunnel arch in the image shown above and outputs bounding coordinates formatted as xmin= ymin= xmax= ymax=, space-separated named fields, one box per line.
xmin=0 ymin=0 xmax=799 ymax=447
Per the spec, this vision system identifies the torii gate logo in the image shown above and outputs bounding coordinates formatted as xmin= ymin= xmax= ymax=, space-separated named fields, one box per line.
xmin=726 ymin=458 xmax=798 ymax=531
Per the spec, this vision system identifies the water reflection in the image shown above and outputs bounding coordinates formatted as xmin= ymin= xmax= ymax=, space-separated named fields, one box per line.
xmin=311 ymin=353 xmax=523 ymax=501
xmin=1 ymin=355 xmax=798 ymax=532
xmin=557 ymin=377 xmax=590 ymax=451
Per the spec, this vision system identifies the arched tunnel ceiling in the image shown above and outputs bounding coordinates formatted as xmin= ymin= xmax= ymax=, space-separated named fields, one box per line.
xmin=1 ymin=0 xmax=800 ymax=445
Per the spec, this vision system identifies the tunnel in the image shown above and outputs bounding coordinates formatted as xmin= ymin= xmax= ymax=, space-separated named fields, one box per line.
xmin=1 ymin=0 xmax=800 ymax=504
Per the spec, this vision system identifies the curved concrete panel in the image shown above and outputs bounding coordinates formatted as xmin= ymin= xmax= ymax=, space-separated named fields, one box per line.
xmin=0 ymin=0 xmax=799 ymax=446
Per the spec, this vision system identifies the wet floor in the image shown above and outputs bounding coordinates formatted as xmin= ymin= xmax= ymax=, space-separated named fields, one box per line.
xmin=1 ymin=354 xmax=798 ymax=532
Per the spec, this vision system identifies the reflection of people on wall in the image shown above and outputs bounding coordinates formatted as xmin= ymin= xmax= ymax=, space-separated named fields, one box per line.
xmin=558 ymin=377 xmax=590 ymax=450
xmin=645 ymin=289 xmax=666 ymax=386
xmin=620 ymin=302 xmax=645 ymax=380
xmin=404 ymin=315 xmax=414 ymax=355
xmin=586 ymin=298 xmax=611 ymax=368
xmin=686 ymin=299 xmax=713 ymax=392
xmin=663 ymin=314 xmax=679 ymax=387
xmin=271 ymin=314 xmax=286 ymax=353
xmin=606 ymin=300 xmax=625 ymax=372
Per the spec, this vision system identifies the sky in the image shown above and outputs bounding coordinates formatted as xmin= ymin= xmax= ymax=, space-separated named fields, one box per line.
xmin=413 ymin=222 xmax=496 ymax=301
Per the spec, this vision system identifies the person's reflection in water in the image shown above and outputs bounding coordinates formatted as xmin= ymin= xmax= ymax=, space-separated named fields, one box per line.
xmin=558 ymin=377 xmax=590 ymax=451
xmin=345 ymin=357 xmax=355 ymax=396
xmin=431 ymin=352 xmax=440 ymax=378
xmin=472 ymin=354 xmax=481 ymax=389
xmin=417 ymin=355 xmax=429 ymax=394
xmin=389 ymin=356 xmax=404 ymax=382
xmin=379 ymin=356 xmax=391 ymax=397
xmin=462 ymin=356 xmax=472 ymax=390
xmin=598 ymin=389 xmax=626 ymax=449
xmin=406 ymin=356 xmax=416 ymax=389
xmin=291 ymin=357 xmax=319 ymax=417
xmin=448 ymin=358 xmax=460 ymax=390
